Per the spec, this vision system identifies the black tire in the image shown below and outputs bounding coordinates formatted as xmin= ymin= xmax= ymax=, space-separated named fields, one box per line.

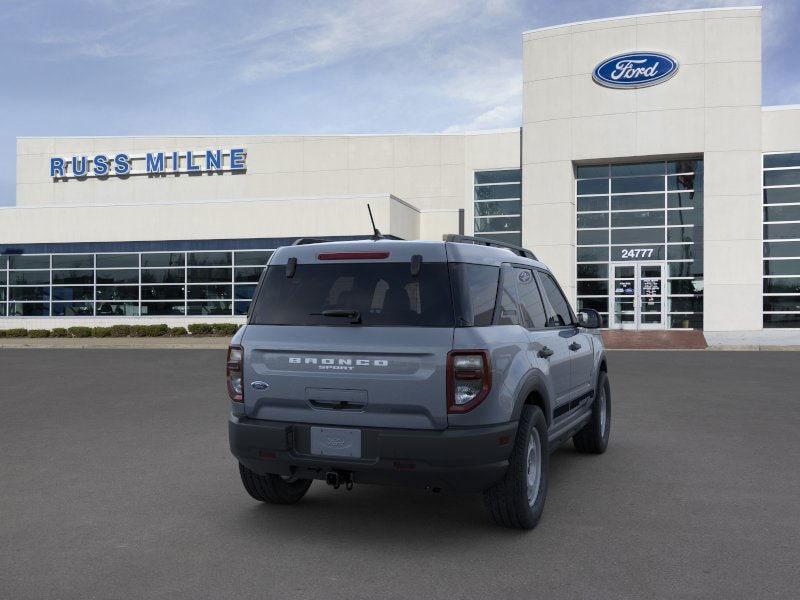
xmin=573 ymin=371 xmax=611 ymax=454
xmin=238 ymin=463 xmax=312 ymax=504
xmin=483 ymin=405 xmax=549 ymax=530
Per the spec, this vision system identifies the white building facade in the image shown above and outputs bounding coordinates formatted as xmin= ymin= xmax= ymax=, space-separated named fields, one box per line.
xmin=2 ymin=6 xmax=799 ymax=336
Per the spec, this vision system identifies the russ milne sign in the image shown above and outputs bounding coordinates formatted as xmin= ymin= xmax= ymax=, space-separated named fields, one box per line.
xmin=592 ymin=52 xmax=678 ymax=89
xmin=49 ymin=148 xmax=246 ymax=179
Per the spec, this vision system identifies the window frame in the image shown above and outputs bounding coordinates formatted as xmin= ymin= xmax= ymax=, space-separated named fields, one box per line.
xmin=509 ymin=265 xmax=549 ymax=331
xmin=534 ymin=268 xmax=577 ymax=328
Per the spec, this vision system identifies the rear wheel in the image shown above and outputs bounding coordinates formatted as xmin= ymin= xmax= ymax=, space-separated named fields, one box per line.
xmin=483 ymin=405 xmax=549 ymax=529
xmin=573 ymin=371 xmax=611 ymax=454
xmin=238 ymin=463 xmax=312 ymax=504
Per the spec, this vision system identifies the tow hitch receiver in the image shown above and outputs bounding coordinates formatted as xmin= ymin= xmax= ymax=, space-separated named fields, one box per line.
xmin=325 ymin=470 xmax=354 ymax=490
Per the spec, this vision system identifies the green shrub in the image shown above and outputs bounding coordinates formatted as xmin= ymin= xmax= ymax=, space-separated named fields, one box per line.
xmin=168 ymin=326 xmax=188 ymax=337
xmin=51 ymin=328 xmax=69 ymax=338
xmin=188 ymin=323 xmax=213 ymax=336
xmin=109 ymin=324 xmax=132 ymax=337
xmin=28 ymin=329 xmax=51 ymax=338
xmin=145 ymin=324 xmax=169 ymax=337
xmin=0 ymin=329 xmax=5 ymax=338
xmin=4 ymin=328 xmax=29 ymax=338
xmin=91 ymin=327 xmax=112 ymax=338
xmin=211 ymin=323 xmax=239 ymax=336
xmin=68 ymin=326 xmax=92 ymax=338
xmin=129 ymin=325 xmax=148 ymax=338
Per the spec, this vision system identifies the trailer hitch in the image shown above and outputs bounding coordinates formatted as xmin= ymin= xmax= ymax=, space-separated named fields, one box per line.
xmin=325 ymin=470 xmax=354 ymax=490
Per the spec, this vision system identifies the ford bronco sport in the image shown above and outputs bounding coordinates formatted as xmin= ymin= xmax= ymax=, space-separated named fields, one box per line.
xmin=228 ymin=235 xmax=610 ymax=529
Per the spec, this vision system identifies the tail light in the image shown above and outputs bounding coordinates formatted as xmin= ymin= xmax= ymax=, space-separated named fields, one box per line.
xmin=447 ymin=350 xmax=491 ymax=413
xmin=227 ymin=345 xmax=244 ymax=402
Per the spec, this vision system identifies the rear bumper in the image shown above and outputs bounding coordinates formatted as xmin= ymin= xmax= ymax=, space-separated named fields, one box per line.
xmin=229 ymin=414 xmax=517 ymax=493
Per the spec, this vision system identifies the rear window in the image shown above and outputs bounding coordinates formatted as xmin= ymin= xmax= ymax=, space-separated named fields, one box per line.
xmin=249 ymin=262 xmax=454 ymax=327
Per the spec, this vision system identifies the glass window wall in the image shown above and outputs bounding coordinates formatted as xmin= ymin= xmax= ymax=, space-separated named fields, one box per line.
xmin=575 ymin=159 xmax=704 ymax=329
xmin=474 ymin=169 xmax=522 ymax=246
xmin=763 ymin=153 xmax=800 ymax=328
xmin=0 ymin=248 xmax=273 ymax=317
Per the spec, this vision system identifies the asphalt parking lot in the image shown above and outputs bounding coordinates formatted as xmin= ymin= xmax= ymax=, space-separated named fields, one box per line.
xmin=1 ymin=349 xmax=798 ymax=599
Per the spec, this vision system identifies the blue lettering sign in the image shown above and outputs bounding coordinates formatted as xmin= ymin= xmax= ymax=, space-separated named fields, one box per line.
xmin=186 ymin=150 xmax=200 ymax=172
xmin=48 ymin=147 xmax=246 ymax=179
xmin=50 ymin=158 xmax=65 ymax=177
xmin=593 ymin=52 xmax=678 ymax=89
xmin=205 ymin=149 xmax=222 ymax=170
xmin=146 ymin=152 xmax=165 ymax=173
xmin=72 ymin=156 xmax=88 ymax=177
xmin=230 ymin=147 xmax=246 ymax=170
xmin=93 ymin=154 xmax=109 ymax=176
xmin=114 ymin=153 xmax=130 ymax=175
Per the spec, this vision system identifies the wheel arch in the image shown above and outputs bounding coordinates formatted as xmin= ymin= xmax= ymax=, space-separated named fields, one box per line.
xmin=512 ymin=371 xmax=553 ymax=427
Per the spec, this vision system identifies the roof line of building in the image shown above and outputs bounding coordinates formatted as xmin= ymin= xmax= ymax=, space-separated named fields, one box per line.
xmin=0 ymin=193 xmax=417 ymax=212
xmin=522 ymin=5 xmax=762 ymax=36
xmin=16 ymin=128 xmax=520 ymax=141
xmin=763 ymin=104 xmax=800 ymax=112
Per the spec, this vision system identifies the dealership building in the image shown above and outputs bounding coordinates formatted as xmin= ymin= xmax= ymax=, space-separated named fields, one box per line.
xmin=2 ymin=5 xmax=799 ymax=338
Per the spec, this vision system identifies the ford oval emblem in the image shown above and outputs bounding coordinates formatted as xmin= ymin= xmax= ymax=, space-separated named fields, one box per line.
xmin=250 ymin=381 xmax=269 ymax=390
xmin=593 ymin=51 xmax=678 ymax=89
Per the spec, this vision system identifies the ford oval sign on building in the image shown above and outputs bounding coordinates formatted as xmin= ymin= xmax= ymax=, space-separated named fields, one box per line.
xmin=592 ymin=52 xmax=679 ymax=89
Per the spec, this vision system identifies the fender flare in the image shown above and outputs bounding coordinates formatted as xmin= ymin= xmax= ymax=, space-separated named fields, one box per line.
xmin=511 ymin=369 xmax=553 ymax=425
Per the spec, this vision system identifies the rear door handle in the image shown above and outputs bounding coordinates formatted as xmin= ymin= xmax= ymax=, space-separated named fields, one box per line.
xmin=538 ymin=347 xmax=554 ymax=359
xmin=569 ymin=342 xmax=582 ymax=352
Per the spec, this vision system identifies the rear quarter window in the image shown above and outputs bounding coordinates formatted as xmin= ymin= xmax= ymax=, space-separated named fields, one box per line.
xmin=449 ymin=263 xmax=500 ymax=326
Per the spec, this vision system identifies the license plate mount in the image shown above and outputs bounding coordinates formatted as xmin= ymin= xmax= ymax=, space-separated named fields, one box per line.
xmin=310 ymin=427 xmax=362 ymax=458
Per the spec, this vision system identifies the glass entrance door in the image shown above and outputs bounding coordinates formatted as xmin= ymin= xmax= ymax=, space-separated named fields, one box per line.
xmin=610 ymin=262 xmax=666 ymax=330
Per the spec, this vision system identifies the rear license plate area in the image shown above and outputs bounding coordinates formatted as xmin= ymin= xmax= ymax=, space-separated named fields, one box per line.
xmin=310 ymin=427 xmax=362 ymax=458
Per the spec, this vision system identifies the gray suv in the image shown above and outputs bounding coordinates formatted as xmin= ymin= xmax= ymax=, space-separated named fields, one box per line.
xmin=228 ymin=235 xmax=610 ymax=529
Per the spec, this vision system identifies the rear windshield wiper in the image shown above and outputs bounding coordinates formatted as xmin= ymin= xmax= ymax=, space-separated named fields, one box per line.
xmin=310 ymin=309 xmax=362 ymax=324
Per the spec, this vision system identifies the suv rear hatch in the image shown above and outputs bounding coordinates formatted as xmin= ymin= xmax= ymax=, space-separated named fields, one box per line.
xmin=242 ymin=242 xmax=454 ymax=430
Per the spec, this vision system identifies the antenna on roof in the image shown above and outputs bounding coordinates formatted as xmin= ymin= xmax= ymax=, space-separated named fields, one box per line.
xmin=367 ymin=204 xmax=383 ymax=240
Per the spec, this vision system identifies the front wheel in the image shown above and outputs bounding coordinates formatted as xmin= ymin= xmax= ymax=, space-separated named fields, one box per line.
xmin=238 ymin=463 xmax=312 ymax=504
xmin=483 ymin=405 xmax=549 ymax=529
xmin=573 ymin=371 xmax=611 ymax=454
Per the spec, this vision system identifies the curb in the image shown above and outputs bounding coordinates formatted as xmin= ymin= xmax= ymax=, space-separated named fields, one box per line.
xmin=0 ymin=338 xmax=230 ymax=349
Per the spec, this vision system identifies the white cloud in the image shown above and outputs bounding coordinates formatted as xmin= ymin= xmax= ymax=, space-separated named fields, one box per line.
xmin=443 ymin=102 xmax=521 ymax=132
xmin=236 ymin=0 xmax=480 ymax=81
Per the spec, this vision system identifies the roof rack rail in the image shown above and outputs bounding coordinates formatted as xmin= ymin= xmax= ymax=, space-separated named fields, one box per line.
xmin=292 ymin=237 xmax=332 ymax=246
xmin=443 ymin=234 xmax=537 ymax=260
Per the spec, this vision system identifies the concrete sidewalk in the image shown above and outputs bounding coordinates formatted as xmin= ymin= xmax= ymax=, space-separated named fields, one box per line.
xmin=0 ymin=337 xmax=230 ymax=349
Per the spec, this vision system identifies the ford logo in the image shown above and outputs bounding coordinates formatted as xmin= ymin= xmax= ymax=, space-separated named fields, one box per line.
xmin=593 ymin=52 xmax=678 ymax=89
xmin=250 ymin=381 xmax=269 ymax=390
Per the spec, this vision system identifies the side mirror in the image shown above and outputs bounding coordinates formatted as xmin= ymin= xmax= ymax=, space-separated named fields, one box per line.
xmin=577 ymin=308 xmax=602 ymax=329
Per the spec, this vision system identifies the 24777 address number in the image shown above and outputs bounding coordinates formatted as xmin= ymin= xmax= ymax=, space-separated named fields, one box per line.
xmin=620 ymin=248 xmax=655 ymax=259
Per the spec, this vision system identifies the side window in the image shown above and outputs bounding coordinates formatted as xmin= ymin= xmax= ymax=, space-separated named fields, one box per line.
xmin=515 ymin=268 xmax=547 ymax=329
xmin=538 ymin=271 xmax=573 ymax=327
xmin=495 ymin=266 xmax=519 ymax=325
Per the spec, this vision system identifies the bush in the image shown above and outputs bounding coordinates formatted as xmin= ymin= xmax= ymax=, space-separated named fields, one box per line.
xmin=211 ymin=323 xmax=239 ymax=336
xmin=129 ymin=325 xmax=148 ymax=338
xmin=51 ymin=328 xmax=69 ymax=338
xmin=28 ymin=329 xmax=51 ymax=338
xmin=68 ymin=326 xmax=92 ymax=338
xmin=108 ymin=324 xmax=132 ymax=337
xmin=145 ymin=324 xmax=169 ymax=337
xmin=168 ymin=326 xmax=188 ymax=337
xmin=188 ymin=323 xmax=213 ymax=336
xmin=4 ymin=328 xmax=29 ymax=338
xmin=92 ymin=327 xmax=112 ymax=338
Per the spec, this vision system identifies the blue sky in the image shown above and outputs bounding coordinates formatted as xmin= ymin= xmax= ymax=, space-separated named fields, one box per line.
xmin=1 ymin=0 xmax=798 ymax=206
